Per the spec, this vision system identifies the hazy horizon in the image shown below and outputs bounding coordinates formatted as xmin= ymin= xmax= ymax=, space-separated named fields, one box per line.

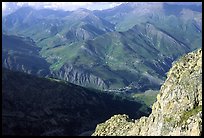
xmin=2 ymin=2 xmax=201 ymax=16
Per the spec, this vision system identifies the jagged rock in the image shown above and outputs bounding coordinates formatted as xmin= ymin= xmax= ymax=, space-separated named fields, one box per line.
xmin=92 ymin=48 xmax=202 ymax=136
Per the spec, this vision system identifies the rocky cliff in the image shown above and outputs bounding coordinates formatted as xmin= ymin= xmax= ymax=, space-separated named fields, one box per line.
xmin=92 ymin=48 xmax=202 ymax=136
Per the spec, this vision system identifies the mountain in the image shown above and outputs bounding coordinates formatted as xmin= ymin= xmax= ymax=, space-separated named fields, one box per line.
xmin=2 ymin=34 xmax=50 ymax=76
xmin=50 ymin=21 xmax=200 ymax=91
xmin=2 ymin=3 xmax=202 ymax=92
xmin=2 ymin=7 xmax=114 ymax=45
xmin=2 ymin=68 xmax=150 ymax=136
xmin=94 ymin=2 xmax=202 ymax=32
xmin=92 ymin=48 xmax=202 ymax=136
xmin=93 ymin=2 xmax=135 ymax=24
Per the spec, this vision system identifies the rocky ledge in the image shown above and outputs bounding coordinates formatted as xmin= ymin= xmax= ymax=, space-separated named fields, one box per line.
xmin=92 ymin=48 xmax=202 ymax=136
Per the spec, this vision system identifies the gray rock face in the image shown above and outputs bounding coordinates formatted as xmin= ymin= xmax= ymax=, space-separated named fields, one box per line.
xmin=51 ymin=64 xmax=108 ymax=89
xmin=92 ymin=48 xmax=202 ymax=136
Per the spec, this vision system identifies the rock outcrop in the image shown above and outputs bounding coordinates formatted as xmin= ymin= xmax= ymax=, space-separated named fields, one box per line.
xmin=92 ymin=48 xmax=202 ymax=136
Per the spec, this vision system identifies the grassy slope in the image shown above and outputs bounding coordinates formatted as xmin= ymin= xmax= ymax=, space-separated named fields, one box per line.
xmin=131 ymin=90 xmax=159 ymax=108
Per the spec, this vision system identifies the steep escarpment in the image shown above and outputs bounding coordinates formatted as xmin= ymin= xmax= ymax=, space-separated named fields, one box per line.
xmin=51 ymin=64 xmax=109 ymax=89
xmin=92 ymin=48 xmax=202 ymax=136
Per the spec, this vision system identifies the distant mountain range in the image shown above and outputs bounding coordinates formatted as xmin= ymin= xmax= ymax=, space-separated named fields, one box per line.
xmin=2 ymin=2 xmax=202 ymax=92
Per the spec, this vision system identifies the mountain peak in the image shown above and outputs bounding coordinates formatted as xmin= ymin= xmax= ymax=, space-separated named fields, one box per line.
xmin=15 ymin=6 xmax=35 ymax=13
xmin=77 ymin=8 xmax=91 ymax=12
